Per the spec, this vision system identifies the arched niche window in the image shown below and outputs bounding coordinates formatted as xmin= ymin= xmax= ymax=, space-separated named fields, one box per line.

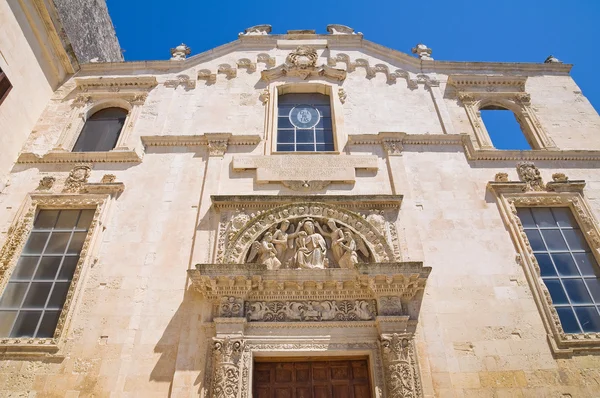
xmin=276 ymin=93 xmax=334 ymax=152
xmin=479 ymin=104 xmax=532 ymax=150
xmin=72 ymin=107 xmax=128 ymax=152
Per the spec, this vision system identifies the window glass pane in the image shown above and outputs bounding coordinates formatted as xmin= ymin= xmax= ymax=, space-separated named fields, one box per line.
xmin=296 ymin=144 xmax=315 ymax=152
xmin=10 ymin=257 xmax=39 ymax=280
xmin=67 ymin=232 xmax=87 ymax=254
xmin=516 ymin=208 xmax=535 ymax=228
xmin=0 ymin=283 xmax=28 ymax=308
xmin=278 ymin=105 xmax=293 ymax=116
xmin=316 ymin=143 xmax=335 ymax=152
xmin=524 ymin=230 xmax=545 ymax=252
xmin=315 ymin=130 xmax=334 ymax=144
xmin=573 ymin=253 xmax=598 ymax=276
xmin=76 ymin=210 xmax=95 ymax=230
xmin=563 ymin=229 xmax=588 ymax=251
xmin=33 ymin=257 xmax=62 ymax=280
xmin=22 ymin=282 xmax=53 ymax=308
xmin=22 ymin=232 xmax=50 ymax=254
xmin=551 ymin=253 xmax=579 ymax=276
xmin=585 ymin=278 xmax=600 ymax=302
xmin=36 ymin=311 xmax=60 ymax=338
xmin=34 ymin=211 xmax=58 ymax=229
xmin=55 ymin=210 xmax=79 ymax=229
xmin=540 ymin=230 xmax=568 ymax=251
xmin=278 ymin=130 xmax=294 ymax=143
xmin=314 ymin=105 xmax=331 ymax=117
xmin=315 ymin=118 xmax=332 ymax=130
xmin=72 ymin=108 xmax=127 ymax=152
xmin=552 ymin=208 xmax=576 ymax=228
xmin=556 ymin=307 xmax=581 ymax=333
xmin=545 ymin=280 xmax=569 ymax=305
xmin=58 ymin=257 xmax=79 ymax=280
xmin=296 ymin=130 xmax=314 ymax=143
xmin=278 ymin=117 xmax=293 ymax=129
xmin=277 ymin=144 xmax=294 ymax=152
xmin=45 ymin=232 xmax=71 ymax=254
xmin=535 ymin=253 xmax=557 ymax=277
xmin=0 ymin=311 xmax=17 ymax=336
xmin=10 ymin=311 xmax=41 ymax=337
xmin=563 ymin=279 xmax=593 ymax=304
xmin=531 ymin=208 xmax=556 ymax=228
xmin=47 ymin=283 xmax=70 ymax=309
xmin=574 ymin=307 xmax=600 ymax=332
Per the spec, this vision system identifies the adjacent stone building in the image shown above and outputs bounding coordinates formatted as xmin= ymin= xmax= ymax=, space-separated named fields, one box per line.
xmin=1 ymin=22 xmax=600 ymax=397
xmin=0 ymin=0 xmax=122 ymax=191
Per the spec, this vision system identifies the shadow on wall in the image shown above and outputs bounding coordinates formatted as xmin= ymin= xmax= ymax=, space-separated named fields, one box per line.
xmin=150 ymin=285 xmax=212 ymax=396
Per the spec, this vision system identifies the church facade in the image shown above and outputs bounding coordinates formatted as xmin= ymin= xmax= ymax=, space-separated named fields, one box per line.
xmin=1 ymin=24 xmax=600 ymax=397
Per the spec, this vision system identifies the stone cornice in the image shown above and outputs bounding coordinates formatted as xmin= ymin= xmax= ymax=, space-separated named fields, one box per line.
xmin=447 ymin=74 xmax=528 ymax=90
xmin=78 ymin=35 xmax=572 ymax=76
xmin=140 ymin=133 xmax=261 ymax=147
xmin=16 ymin=150 xmax=142 ymax=164
xmin=74 ymin=76 xmax=158 ymax=91
xmin=348 ymin=132 xmax=600 ymax=161
xmin=211 ymin=194 xmax=403 ymax=209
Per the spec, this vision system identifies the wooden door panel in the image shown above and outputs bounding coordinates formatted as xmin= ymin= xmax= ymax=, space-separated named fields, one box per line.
xmin=253 ymin=359 xmax=372 ymax=398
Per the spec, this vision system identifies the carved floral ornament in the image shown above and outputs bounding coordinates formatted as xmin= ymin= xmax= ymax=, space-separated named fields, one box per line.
xmin=222 ymin=202 xmax=396 ymax=265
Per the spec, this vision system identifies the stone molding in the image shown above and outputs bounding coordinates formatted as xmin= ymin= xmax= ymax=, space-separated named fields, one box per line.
xmin=0 ymin=193 xmax=112 ymax=355
xmin=140 ymin=133 xmax=261 ymax=155
xmin=347 ymin=132 xmax=600 ymax=161
xmin=73 ymin=76 xmax=158 ymax=92
xmin=447 ymin=74 xmax=527 ymax=91
xmin=489 ymin=164 xmax=600 ymax=355
xmin=232 ymin=154 xmax=378 ymax=188
xmin=16 ymin=149 xmax=142 ymax=164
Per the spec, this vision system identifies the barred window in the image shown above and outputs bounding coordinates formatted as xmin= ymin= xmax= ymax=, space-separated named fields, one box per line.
xmin=0 ymin=209 xmax=94 ymax=338
xmin=517 ymin=207 xmax=600 ymax=333
xmin=73 ymin=107 xmax=128 ymax=152
xmin=276 ymin=93 xmax=334 ymax=152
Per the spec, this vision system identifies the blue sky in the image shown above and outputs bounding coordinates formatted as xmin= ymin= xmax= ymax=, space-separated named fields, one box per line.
xmin=106 ymin=0 xmax=600 ymax=150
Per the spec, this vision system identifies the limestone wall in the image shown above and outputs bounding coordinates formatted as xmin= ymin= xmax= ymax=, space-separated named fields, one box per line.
xmin=1 ymin=40 xmax=600 ymax=397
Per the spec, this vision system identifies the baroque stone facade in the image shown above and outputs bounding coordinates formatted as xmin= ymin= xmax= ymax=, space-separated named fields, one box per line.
xmin=0 ymin=24 xmax=599 ymax=398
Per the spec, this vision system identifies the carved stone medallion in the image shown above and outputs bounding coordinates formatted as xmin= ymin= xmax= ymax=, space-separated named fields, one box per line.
xmin=286 ymin=46 xmax=318 ymax=69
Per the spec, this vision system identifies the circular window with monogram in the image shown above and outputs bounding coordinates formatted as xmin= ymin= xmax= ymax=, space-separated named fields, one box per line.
xmin=289 ymin=105 xmax=320 ymax=129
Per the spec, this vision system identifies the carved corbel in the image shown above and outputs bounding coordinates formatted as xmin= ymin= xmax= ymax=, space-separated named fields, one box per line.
xmin=208 ymin=139 xmax=229 ymax=156
xmin=218 ymin=64 xmax=237 ymax=79
xmin=37 ymin=176 xmax=56 ymax=191
xmin=338 ymin=88 xmax=347 ymax=104
xmin=164 ymin=74 xmax=196 ymax=89
xmin=198 ymin=69 xmax=217 ymax=83
xmin=237 ymin=58 xmax=256 ymax=73
xmin=257 ymin=53 xmax=276 ymax=68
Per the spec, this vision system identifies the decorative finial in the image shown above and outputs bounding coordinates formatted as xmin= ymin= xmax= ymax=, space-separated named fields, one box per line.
xmin=544 ymin=55 xmax=562 ymax=64
xmin=326 ymin=24 xmax=359 ymax=35
xmin=170 ymin=44 xmax=190 ymax=61
xmin=411 ymin=43 xmax=433 ymax=60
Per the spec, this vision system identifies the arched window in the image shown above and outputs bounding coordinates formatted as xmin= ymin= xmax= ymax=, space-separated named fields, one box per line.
xmin=276 ymin=93 xmax=334 ymax=152
xmin=72 ymin=107 xmax=128 ymax=152
xmin=479 ymin=105 xmax=532 ymax=150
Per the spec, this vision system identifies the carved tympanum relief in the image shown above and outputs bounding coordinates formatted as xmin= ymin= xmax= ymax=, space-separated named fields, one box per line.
xmin=246 ymin=218 xmax=369 ymax=269
xmin=218 ymin=202 xmax=398 ymax=265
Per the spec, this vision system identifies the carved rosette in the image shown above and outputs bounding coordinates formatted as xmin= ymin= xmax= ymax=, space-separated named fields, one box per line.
xmin=380 ymin=334 xmax=422 ymax=398
xmin=212 ymin=338 xmax=244 ymax=398
xmin=219 ymin=296 xmax=244 ymax=317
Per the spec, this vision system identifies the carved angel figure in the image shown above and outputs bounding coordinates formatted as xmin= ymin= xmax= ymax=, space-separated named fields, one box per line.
xmin=247 ymin=232 xmax=281 ymax=270
xmin=272 ymin=220 xmax=291 ymax=260
xmin=338 ymin=231 xmax=359 ymax=269
xmin=316 ymin=219 xmax=345 ymax=264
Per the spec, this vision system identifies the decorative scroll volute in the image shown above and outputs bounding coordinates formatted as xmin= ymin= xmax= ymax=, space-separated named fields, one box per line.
xmin=223 ymin=203 xmax=394 ymax=264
